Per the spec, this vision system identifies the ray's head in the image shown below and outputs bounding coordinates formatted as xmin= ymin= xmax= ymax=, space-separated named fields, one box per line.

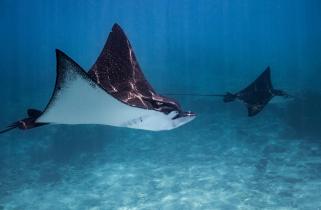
xmin=143 ymin=96 xmax=196 ymax=130
xmin=169 ymin=110 xmax=196 ymax=129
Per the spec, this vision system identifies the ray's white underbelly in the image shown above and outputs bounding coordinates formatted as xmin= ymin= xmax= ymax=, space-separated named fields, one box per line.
xmin=36 ymin=76 xmax=171 ymax=131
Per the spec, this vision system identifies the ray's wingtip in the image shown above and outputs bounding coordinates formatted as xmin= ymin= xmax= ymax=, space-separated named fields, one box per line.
xmin=55 ymin=48 xmax=62 ymax=55
xmin=265 ymin=66 xmax=271 ymax=72
xmin=112 ymin=22 xmax=120 ymax=28
xmin=112 ymin=23 xmax=124 ymax=33
xmin=55 ymin=49 xmax=71 ymax=63
xmin=55 ymin=49 xmax=67 ymax=60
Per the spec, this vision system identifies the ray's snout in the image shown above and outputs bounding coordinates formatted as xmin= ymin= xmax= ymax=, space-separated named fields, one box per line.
xmin=183 ymin=111 xmax=196 ymax=117
xmin=172 ymin=110 xmax=196 ymax=120
xmin=170 ymin=110 xmax=196 ymax=129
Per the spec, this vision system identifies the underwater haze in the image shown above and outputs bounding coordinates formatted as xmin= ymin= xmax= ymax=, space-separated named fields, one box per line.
xmin=1 ymin=0 xmax=321 ymax=209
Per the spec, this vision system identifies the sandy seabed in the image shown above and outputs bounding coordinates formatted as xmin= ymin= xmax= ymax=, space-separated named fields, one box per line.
xmin=0 ymin=101 xmax=321 ymax=210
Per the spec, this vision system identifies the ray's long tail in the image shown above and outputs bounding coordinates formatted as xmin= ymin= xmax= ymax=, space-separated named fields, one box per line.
xmin=163 ymin=92 xmax=238 ymax=103
xmin=0 ymin=109 xmax=48 ymax=134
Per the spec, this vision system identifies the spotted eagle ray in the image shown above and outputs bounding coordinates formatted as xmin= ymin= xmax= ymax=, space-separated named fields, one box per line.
xmin=0 ymin=24 xmax=195 ymax=133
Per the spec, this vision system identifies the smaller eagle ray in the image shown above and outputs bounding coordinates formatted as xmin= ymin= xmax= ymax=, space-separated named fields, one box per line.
xmin=165 ymin=67 xmax=290 ymax=117
xmin=221 ymin=67 xmax=290 ymax=116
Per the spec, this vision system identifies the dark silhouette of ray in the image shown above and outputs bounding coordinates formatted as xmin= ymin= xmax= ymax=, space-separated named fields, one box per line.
xmin=164 ymin=67 xmax=290 ymax=117
xmin=223 ymin=67 xmax=289 ymax=116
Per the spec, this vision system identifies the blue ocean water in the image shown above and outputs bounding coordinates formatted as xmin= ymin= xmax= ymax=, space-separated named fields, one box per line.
xmin=0 ymin=0 xmax=321 ymax=209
